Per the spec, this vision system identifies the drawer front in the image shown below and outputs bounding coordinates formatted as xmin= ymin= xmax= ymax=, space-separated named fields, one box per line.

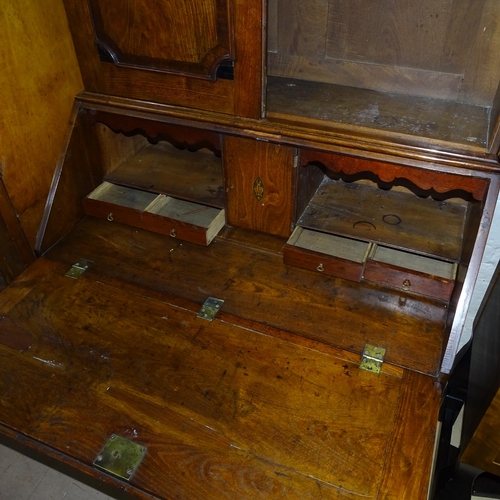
xmin=364 ymin=260 xmax=455 ymax=301
xmin=83 ymin=183 xmax=225 ymax=246
xmin=82 ymin=197 xmax=145 ymax=228
xmin=283 ymin=243 xmax=364 ymax=282
xmin=142 ymin=209 xmax=225 ymax=246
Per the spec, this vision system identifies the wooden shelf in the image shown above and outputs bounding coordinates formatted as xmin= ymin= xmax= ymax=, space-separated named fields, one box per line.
xmin=105 ymin=142 xmax=225 ymax=209
xmin=297 ymin=176 xmax=468 ymax=262
xmin=267 ymin=77 xmax=491 ymax=149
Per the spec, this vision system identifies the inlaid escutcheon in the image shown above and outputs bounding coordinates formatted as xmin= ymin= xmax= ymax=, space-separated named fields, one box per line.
xmin=253 ymin=177 xmax=265 ymax=201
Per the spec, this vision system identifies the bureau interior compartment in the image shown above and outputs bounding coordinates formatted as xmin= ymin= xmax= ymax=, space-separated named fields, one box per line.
xmin=285 ymin=150 xmax=488 ymax=300
xmin=101 ymin=132 xmax=225 ymax=210
xmin=84 ymin=122 xmax=226 ymax=245
xmin=36 ymin=109 xmax=227 ymax=253
xmin=266 ymin=0 xmax=500 ymax=152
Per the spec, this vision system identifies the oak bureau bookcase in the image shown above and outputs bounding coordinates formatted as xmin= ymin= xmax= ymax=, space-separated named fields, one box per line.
xmin=1 ymin=1 xmax=500 ymax=499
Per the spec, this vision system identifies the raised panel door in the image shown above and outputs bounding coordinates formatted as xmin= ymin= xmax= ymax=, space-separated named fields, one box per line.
xmin=64 ymin=0 xmax=263 ymax=117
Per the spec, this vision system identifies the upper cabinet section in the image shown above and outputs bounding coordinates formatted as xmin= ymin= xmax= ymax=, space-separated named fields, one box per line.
xmin=64 ymin=0 xmax=263 ymax=117
xmin=64 ymin=1 xmax=500 ymax=155
xmin=88 ymin=0 xmax=233 ymax=79
xmin=266 ymin=0 xmax=500 ymax=154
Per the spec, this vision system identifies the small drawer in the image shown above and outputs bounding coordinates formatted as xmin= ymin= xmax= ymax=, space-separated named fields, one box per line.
xmin=283 ymin=227 xmax=372 ymax=282
xmin=363 ymin=245 xmax=457 ymax=301
xmin=83 ymin=182 xmax=157 ymax=228
xmin=83 ymin=182 xmax=225 ymax=246
xmin=143 ymin=195 xmax=226 ymax=246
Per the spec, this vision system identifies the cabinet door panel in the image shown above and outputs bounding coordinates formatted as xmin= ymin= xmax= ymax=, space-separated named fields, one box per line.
xmin=89 ymin=0 xmax=232 ymax=79
xmin=64 ymin=0 xmax=263 ymax=117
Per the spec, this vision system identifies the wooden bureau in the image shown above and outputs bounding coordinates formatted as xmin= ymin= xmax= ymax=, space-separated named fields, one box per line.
xmin=1 ymin=1 xmax=500 ymax=499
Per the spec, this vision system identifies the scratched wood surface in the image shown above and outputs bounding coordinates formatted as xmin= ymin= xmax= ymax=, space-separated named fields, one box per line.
xmin=45 ymin=218 xmax=448 ymax=375
xmin=266 ymin=77 xmax=490 ymax=149
xmin=0 ymin=257 xmax=440 ymax=499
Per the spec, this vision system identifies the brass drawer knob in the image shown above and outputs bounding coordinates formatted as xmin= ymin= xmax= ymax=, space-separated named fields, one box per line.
xmin=317 ymin=263 xmax=324 ymax=272
xmin=107 ymin=213 xmax=114 ymax=222
xmin=402 ymin=279 xmax=411 ymax=291
xmin=169 ymin=229 xmax=176 ymax=238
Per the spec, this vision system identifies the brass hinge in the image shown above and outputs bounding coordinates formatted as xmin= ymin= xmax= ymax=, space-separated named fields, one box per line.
xmin=65 ymin=258 xmax=93 ymax=279
xmin=93 ymin=434 xmax=147 ymax=481
xmin=197 ymin=297 xmax=224 ymax=321
xmin=360 ymin=344 xmax=386 ymax=375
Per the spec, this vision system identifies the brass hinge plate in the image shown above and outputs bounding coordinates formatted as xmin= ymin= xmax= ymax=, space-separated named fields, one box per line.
xmin=360 ymin=344 xmax=386 ymax=375
xmin=93 ymin=434 xmax=147 ymax=481
xmin=197 ymin=297 xmax=224 ymax=321
xmin=65 ymin=258 xmax=92 ymax=279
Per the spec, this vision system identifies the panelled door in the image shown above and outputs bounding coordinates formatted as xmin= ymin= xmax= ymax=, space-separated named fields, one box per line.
xmin=64 ymin=0 xmax=263 ymax=117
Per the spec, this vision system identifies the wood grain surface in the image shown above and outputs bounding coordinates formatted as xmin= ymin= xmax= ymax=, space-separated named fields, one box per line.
xmin=299 ymin=149 xmax=489 ymax=201
xmin=224 ymin=136 xmax=295 ymax=237
xmin=77 ymin=93 xmax=500 ymax=166
xmin=0 ymin=256 xmax=440 ymax=499
xmin=105 ymin=142 xmax=225 ymax=208
xmin=45 ymin=218 xmax=448 ymax=375
xmin=35 ymin=105 xmax=103 ymax=255
xmin=267 ymin=0 xmax=500 ymax=106
xmin=0 ymin=180 xmax=34 ymax=288
xmin=0 ymin=0 xmax=82 ymax=247
xmin=297 ymin=176 xmax=467 ymax=261
xmin=267 ymin=78 xmax=491 ymax=150
xmin=63 ymin=0 xmax=263 ymax=118
xmin=89 ymin=0 xmax=230 ymax=78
